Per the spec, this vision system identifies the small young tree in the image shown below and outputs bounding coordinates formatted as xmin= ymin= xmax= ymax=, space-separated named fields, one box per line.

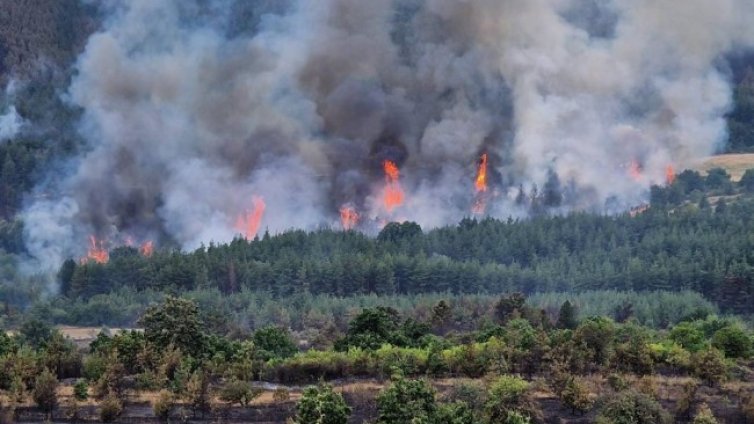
xmin=294 ymin=384 xmax=351 ymax=424
xmin=32 ymin=369 xmax=58 ymax=418
xmin=73 ymin=379 xmax=89 ymax=401
xmin=692 ymin=403 xmax=719 ymax=424
xmin=219 ymin=379 xmax=262 ymax=407
xmin=556 ymin=300 xmax=578 ymax=330
xmin=560 ymin=377 xmax=593 ymax=415
xmin=691 ymin=348 xmax=727 ymax=386
xmin=186 ymin=369 xmax=212 ymax=418
xmin=99 ymin=393 xmax=123 ymax=423
xmin=153 ymin=390 xmax=174 ymax=422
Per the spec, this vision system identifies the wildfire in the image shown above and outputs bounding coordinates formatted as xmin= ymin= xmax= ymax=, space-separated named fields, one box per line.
xmin=235 ymin=196 xmax=266 ymax=239
xmin=140 ymin=241 xmax=154 ymax=257
xmin=472 ymin=153 xmax=490 ymax=215
xmin=628 ymin=160 xmax=643 ymax=182
xmin=382 ymin=160 xmax=404 ymax=213
xmin=475 ymin=153 xmax=489 ymax=193
xmin=339 ymin=205 xmax=359 ymax=230
xmin=665 ymin=165 xmax=676 ymax=185
xmin=85 ymin=236 xmax=109 ymax=264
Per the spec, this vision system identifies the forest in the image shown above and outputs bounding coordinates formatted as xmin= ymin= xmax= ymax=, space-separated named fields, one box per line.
xmin=0 ymin=293 xmax=751 ymax=423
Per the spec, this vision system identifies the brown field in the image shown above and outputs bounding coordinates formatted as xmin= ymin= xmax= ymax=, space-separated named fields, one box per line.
xmin=693 ymin=153 xmax=754 ymax=181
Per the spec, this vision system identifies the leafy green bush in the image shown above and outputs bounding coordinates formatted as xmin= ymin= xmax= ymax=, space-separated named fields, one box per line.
xmin=596 ymin=391 xmax=671 ymax=424
xmin=377 ymin=377 xmax=437 ymax=424
xmin=294 ymin=384 xmax=351 ymax=424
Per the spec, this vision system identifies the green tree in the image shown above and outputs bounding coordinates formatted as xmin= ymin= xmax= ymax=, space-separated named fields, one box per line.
xmin=556 ymin=300 xmax=578 ymax=330
xmin=691 ymin=348 xmax=728 ymax=386
xmin=711 ymin=325 xmax=752 ymax=358
xmin=595 ymin=391 xmax=670 ymax=424
xmin=219 ymin=379 xmax=261 ymax=407
xmin=485 ymin=375 xmax=539 ymax=423
xmin=294 ymin=384 xmax=351 ymax=424
xmin=252 ymin=326 xmax=298 ymax=361
xmin=435 ymin=401 xmax=474 ymax=424
xmin=19 ymin=318 xmax=53 ymax=349
xmin=560 ymin=377 xmax=593 ymax=415
xmin=377 ymin=377 xmax=437 ymax=424
xmin=740 ymin=168 xmax=754 ymax=192
xmin=32 ymin=369 xmax=58 ymax=417
xmin=139 ymin=297 xmax=206 ymax=357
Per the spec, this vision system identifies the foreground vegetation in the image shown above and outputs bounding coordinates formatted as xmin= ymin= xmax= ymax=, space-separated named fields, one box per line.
xmin=0 ymin=294 xmax=752 ymax=423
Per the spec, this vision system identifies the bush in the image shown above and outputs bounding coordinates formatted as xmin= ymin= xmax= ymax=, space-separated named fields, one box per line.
xmin=294 ymin=384 xmax=351 ymax=424
xmin=99 ymin=394 xmax=123 ymax=422
xmin=485 ymin=376 xmax=540 ymax=423
xmin=436 ymin=401 xmax=475 ymax=424
xmin=153 ymin=390 xmax=174 ymax=422
xmin=692 ymin=403 xmax=718 ymax=424
xmin=219 ymin=379 xmax=262 ymax=407
xmin=73 ymin=379 xmax=88 ymax=401
xmin=272 ymin=387 xmax=290 ymax=402
xmin=607 ymin=374 xmax=629 ymax=392
xmin=560 ymin=377 xmax=592 ymax=415
xmin=32 ymin=369 xmax=58 ymax=415
xmin=691 ymin=348 xmax=728 ymax=386
xmin=711 ymin=326 xmax=752 ymax=358
xmin=596 ymin=391 xmax=670 ymax=424
xmin=377 ymin=377 xmax=436 ymax=424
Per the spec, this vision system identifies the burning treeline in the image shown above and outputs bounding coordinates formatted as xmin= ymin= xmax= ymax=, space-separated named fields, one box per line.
xmin=19 ymin=0 xmax=754 ymax=270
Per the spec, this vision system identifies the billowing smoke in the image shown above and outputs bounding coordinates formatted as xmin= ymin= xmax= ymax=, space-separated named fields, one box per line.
xmin=21 ymin=0 xmax=754 ymax=269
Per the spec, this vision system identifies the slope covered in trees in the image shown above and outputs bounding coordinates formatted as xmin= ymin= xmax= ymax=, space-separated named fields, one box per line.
xmin=56 ymin=170 xmax=754 ymax=315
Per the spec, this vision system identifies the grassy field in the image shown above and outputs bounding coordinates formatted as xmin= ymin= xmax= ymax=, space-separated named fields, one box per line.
xmin=694 ymin=153 xmax=754 ymax=181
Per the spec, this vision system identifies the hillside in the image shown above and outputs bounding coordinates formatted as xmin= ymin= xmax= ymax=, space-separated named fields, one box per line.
xmin=694 ymin=153 xmax=754 ymax=181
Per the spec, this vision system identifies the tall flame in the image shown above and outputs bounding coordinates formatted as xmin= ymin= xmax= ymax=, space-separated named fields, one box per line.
xmin=235 ymin=196 xmax=266 ymax=240
xmin=665 ymin=165 xmax=676 ymax=185
xmin=339 ymin=205 xmax=359 ymax=230
xmin=85 ymin=236 xmax=109 ymax=264
xmin=475 ymin=153 xmax=489 ymax=193
xmin=382 ymin=160 xmax=404 ymax=213
xmin=140 ymin=241 xmax=154 ymax=257
xmin=472 ymin=153 xmax=489 ymax=215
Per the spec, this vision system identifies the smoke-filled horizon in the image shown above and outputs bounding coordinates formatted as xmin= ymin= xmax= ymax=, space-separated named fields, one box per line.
xmin=20 ymin=0 xmax=754 ymax=270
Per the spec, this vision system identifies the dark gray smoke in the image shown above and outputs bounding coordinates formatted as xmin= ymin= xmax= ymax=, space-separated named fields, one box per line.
xmin=21 ymin=0 xmax=754 ymax=270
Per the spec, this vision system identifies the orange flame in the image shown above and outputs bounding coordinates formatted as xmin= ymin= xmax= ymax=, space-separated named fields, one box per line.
xmin=665 ymin=165 xmax=676 ymax=185
xmin=475 ymin=153 xmax=489 ymax=193
xmin=382 ymin=160 xmax=404 ymax=213
xmin=628 ymin=160 xmax=642 ymax=182
xmin=235 ymin=196 xmax=266 ymax=239
xmin=339 ymin=205 xmax=359 ymax=230
xmin=85 ymin=236 xmax=109 ymax=264
xmin=140 ymin=241 xmax=154 ymax=257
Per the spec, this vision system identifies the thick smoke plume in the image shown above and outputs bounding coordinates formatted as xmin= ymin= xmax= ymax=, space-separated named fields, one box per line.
xmin=21 ymin=0 xmax=754 ymax=270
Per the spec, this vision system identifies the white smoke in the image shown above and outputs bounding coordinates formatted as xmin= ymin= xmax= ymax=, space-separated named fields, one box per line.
xmin=20 ymin=0 xmax=754 ymax=269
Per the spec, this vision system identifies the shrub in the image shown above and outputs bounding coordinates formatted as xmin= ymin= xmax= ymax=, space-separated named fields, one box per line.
xmin=99 ymin=394 xmax=123 ymax=423
xmin=32 ymin=369 xmax=58 ymax=415
xmin=272 ymin=387 xmax=290 ymax=402
xmin=595 ymin=391 xmax=670 ymax=424
xmin=692 ymin=403 xmax=718 ymax=424
xmin=485 ymin=376 xmax=540 ymax=423
xmin=219 ymin=379 xmax=262 ymax=407
xmin=560 ymin=377 xmax=592 ymax=415
xmin=711 ymin=326 xmax=752 ymax=359
xmin=436 ymin=401 xmax=475 ymax=424
xmin=377 ymin=377 xmax=436 ymax=424
xmin=294 ymin=384 xmax=351 ymax=424
xmin=691 ymin=348 xmax=728 ymax=386
xmin=606 ymin=374 xmax=629 ymax=392
xmin=152 ymin=390 xmax=174 ymax=422
xmin=73 ymin=379 xmax=89 ymax=401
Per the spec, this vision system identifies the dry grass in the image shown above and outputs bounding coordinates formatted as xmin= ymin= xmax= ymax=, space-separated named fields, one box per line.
xmin=693 ymin=153 xmax=754 ymax=181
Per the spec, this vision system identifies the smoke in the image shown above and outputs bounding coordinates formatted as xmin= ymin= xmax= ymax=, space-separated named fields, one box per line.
xmin=20 ymin=0 xmax=754 ymax=268
xmin=0 ymin=82 xmax=23 ymax=142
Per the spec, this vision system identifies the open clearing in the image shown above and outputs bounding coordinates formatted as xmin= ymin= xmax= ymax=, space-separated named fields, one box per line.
xmin=693 ymin=153 xmax=754 ymax=181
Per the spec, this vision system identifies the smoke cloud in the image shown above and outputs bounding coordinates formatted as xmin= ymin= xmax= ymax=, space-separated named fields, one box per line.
xmin=0 ymin=82 xmax=22 ymax=142
xmin=20 ymin=0 xmax=754 ymax=268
